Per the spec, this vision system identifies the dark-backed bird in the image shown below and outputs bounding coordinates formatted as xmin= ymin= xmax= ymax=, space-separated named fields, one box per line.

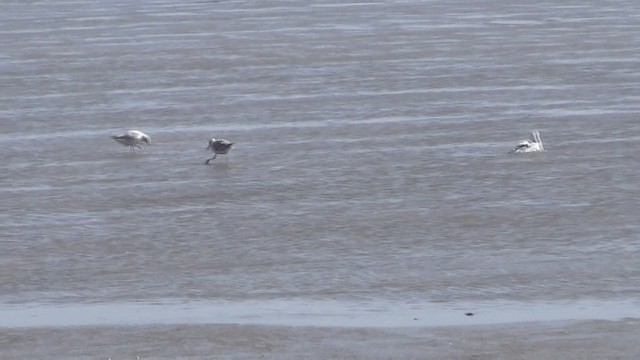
xmin=112 ymin=130 xmax=151 ymax=153
xmin=206 ymin=138 xmax=234 ymax=164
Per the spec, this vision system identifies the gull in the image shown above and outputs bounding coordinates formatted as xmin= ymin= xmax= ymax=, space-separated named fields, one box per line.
xmin=510 ymin=130 xmax=545 ymax=153
xmin=205 ymin=138 xmax=233 ymax=164
xmin=112 ymin=130 xmax=151 ymax=152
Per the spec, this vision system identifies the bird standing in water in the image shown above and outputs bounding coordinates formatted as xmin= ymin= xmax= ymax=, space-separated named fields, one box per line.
xmin=206 ymin=138 xmax=234 ymax=164
xmin=510 ymin=130 xmax=545 ymax=153
xmin=112 ymin=130 xmax=151 ymax=152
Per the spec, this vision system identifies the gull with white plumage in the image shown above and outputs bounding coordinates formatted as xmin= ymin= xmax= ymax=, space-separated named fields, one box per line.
xmin=510 ymin=130 xmax=545 ymax=153
xmin=111 ymin=130 xmax=151 ymax=152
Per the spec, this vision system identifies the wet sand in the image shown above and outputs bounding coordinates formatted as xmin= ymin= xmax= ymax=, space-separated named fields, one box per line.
xmin=3 ymin=319 xmax=640 ymax=359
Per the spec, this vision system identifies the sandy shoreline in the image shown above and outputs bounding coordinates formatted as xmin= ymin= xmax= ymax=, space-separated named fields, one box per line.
xmin=2 ymin=318 xmax=639 ymax=360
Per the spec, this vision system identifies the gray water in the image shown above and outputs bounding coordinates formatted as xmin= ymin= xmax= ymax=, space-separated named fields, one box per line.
xmin=1 ymin=0 xmax=639 ymax=327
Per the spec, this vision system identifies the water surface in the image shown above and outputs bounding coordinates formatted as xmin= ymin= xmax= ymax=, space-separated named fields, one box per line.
xmin=1 ymin=0 xmax=639 ymax=327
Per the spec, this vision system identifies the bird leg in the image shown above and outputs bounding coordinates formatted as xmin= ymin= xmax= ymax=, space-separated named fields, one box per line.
xmin=205 ymin=154 xmax=217 ymax=164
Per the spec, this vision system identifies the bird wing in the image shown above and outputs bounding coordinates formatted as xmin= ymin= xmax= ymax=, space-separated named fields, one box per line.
xmin=125 ymin=130 xmax=146 ymax=139
xmin=510 ymin=140 xmax=532 ymax=152
xmin=212 ymin=141 xmax=232 ymax=151
xmin=112 ymin=134 xmax=136 ymax=141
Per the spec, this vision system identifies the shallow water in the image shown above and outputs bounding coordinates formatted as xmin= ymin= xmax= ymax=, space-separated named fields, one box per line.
xmin=2 ymin=299 xmax=639 ymax=328
xmin=1 ymin=0 xmax=639 ymax=327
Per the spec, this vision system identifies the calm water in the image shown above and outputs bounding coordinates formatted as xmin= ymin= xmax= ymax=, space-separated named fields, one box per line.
xmin=1 ymin=0 xmax=639 ymax=327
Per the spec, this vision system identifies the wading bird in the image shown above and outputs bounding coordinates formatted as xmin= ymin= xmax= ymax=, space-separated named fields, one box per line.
xmin=510 ymin=130 xmax=545 ymax=153
xmin=205 ymin=138 xmax=234 ymax=164
xmin=112 ymin=130 xmax=151 ymax=152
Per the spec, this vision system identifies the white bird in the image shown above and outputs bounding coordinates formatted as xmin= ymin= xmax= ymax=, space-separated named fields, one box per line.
xmin=112 ymin=130 xmax=151 ymax=152
xmin=205 ymin=138 xmax=234 ymax=164
xmin=510 ymin=130 xmax=545 ymax=153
